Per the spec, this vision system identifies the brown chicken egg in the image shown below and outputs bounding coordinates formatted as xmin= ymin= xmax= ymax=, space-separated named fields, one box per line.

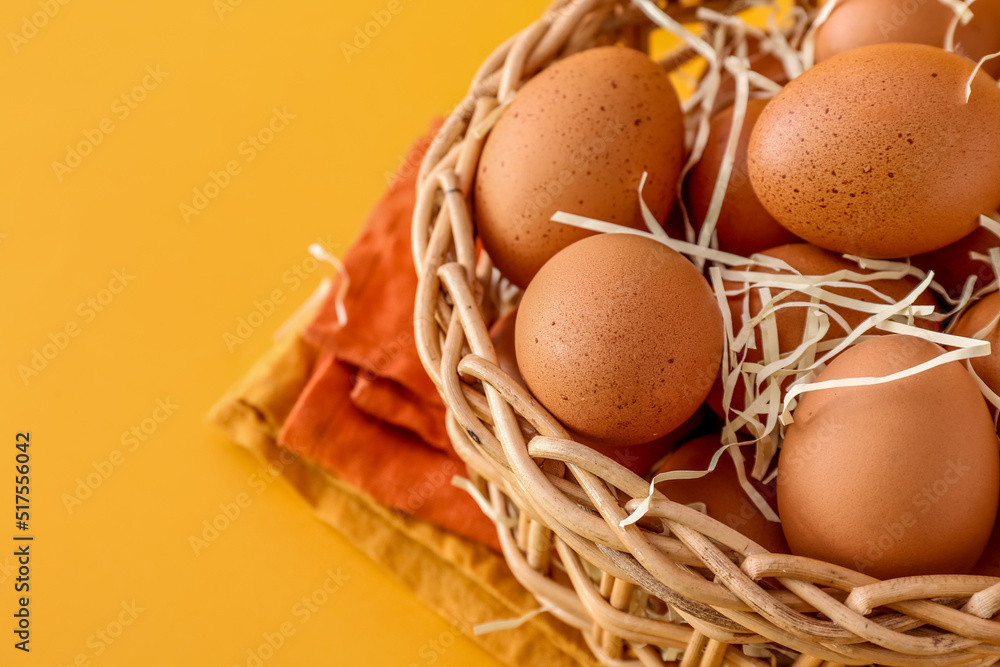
xmin=474 ymin=46 xmax=685 ymax=288
xmin=708 ymin=242 xmax=940 ymax=419
xmin=492 ymin=307 xmax=709 ymax=476
xmin=815 ymin=0 xmax=1000 ymax=77
xmin=912 ymin=226 xmax=999 ymax=301
xmin=973 ymin=517 xmax=1000 ymax=576
xmin=654 ymin=434 xmax=788 ymax=554
xmin=576 ymin=407 xmax=709 ymax=478
xmin=749 ymin=43 xmax=1000 ymax=258
xmin=778 ymin=335 xmax=1000 ymax=579
xmin=516 ymin=233 xmax=723 ymax=447
xmin=661 ymin=199 xmax=688 ymax=240
xmin=686 ymin=99 xmax=800 ymax=256
xmin=489 ymin=309 xmax=526 ymax=389
xmin=952 ymin=290 xmax=1000 ymax=399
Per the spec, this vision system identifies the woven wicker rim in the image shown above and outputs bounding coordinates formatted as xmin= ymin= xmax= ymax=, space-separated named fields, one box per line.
xmin=411 ymin=1 xmax=1000 ymax=665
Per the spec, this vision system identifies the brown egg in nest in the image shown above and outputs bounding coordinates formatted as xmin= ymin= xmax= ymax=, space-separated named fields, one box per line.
xmin=474 ymin=46 xmax=685 ymax=288
xmin=952 ymin=290 xmax=1000 ymax=402
xmin=685 ymin=98 xmax=800 ymax=256
xmin=575 ymin=408 xmax=710 ymax=478
xmin=778 ymin=335 xmax=1000 ymax=579
xmin=707 ymin=243 xmax=940 ymax=419
xmin=489 ymin=308 xmax=526 ymax=389
xmin=654 ymin=433 xmax=788 ymax=554
xmin=749 ymin=43 xmax=1000 ymax=258
xmin=491 ymin=307 xmax=710 ymax=476
xmin=973 ymin=517 xmax=1000 ymax=576
xmin=815 ymin=0 xmax=1000 ymax=77
xmin=912 ymin=226 xmax=999 ymax=301
xmin=516 ymin=233 xmax=723 ymax=447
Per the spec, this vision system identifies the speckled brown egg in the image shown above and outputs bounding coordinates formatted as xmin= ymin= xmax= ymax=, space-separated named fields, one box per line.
xmin=493 ymin=308 xmax=708 ymax=475
xmin=778 ymin=335 xmax=1000 ymax=579
xmin=655 ymin=434 xmax=789 ymax=554
xmin=515 ymin=233 xmax=723 ymax=446
xmin=474 ymin=46 xmax=685 ymax=288
xmin=952 ymin=291 xmax=1000 ymax=400
xmin=686 ymin=99 xmax=800 ymax=256
xmin=489 ymin=308 xmax=526 ymax=389
xmin=707 ymin=242 xmax=940 ymax=419
xmin=913 ymin=226 xmax=999 ymax=301
xmin=815 ymin=0 xmax=1000 ymax=77
xmin=748 ymin=43 xmax=1000 ymax=258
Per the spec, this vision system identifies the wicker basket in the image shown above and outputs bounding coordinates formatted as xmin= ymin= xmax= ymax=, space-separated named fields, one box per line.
xmin=411 ymin=1 xmax=1000 ymax=665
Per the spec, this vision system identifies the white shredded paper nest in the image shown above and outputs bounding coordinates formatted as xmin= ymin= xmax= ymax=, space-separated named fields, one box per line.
xmin=548 ymin=0 xmax=1000 ymax=531
xmin=463 ymin=0 xmax=1000 ymax=650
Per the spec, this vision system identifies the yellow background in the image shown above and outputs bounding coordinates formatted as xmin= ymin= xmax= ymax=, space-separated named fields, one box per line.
xmin=0 ymin=0 xmax=557 ymax=664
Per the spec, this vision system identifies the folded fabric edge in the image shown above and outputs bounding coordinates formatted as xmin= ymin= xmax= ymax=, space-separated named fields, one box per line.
xmin=205 ymin=334 xmax=602 ymax=667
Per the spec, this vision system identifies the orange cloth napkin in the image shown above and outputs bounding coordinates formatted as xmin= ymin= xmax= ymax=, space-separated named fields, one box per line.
xmin=279 ymin=122 xmax=500 ymax=550
xmin=207 ymin=329 xmax=603 ymax=667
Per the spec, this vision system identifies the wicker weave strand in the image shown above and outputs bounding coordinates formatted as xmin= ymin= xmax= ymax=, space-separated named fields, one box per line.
xmin=411 ymin=1 xmax=1000 ymax=665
